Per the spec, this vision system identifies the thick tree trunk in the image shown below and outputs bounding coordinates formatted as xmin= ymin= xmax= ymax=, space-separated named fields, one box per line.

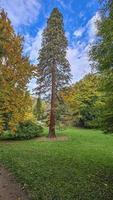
xmin=48 ymin=64 xmax=56 ymax=138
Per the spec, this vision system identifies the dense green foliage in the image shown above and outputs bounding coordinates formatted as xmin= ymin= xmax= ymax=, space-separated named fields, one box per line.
xmin=15 ymin=121 xmax=43 ymax=140
xmin=89 ymin=0 xmax=113 ymax=132
xmin=0 ymin=121 xmax=43 ymax=140
xmin=0 ymin=128 xmax=113 ymax=199
xmin=62 ymin=74 xmax=103 ymax=128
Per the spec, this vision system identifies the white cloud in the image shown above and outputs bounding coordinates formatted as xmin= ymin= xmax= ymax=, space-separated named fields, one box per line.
xmin=24 ymin=28 xmax=43 ymax=91
xmin=0 ymin=0 xmax=41 ymax=27
xmin=74 ymin=27 xmax=85 ymax=38
xmin=86 ymin=12 xmax=101 ymax=42
xmin=68 ymin=12 xmax=101 ymax=82
xmin=24 ymin=28 xmax=43 ymax=64
xmin=67 ymin=43 xmax=91 ymax=82
xmin=74 ymin=12 xmax=100 ymax=41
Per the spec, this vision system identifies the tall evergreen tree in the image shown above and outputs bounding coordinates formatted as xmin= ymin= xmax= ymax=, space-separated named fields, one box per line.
xmin=36 ymin=8 xmax=71 ymax=137
xmin=89 ymin=0 xmax=113 ymax=132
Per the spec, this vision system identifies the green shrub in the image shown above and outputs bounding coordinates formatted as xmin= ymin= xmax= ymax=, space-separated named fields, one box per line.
xmin=0 ymin=130 xmax=13 ymax=140
xmin=0 ymin=120 xmax=43 ymax=140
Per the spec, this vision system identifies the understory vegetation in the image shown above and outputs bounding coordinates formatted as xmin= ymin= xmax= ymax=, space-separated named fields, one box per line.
xmin=0 ymin=120 xmax=43 ymax=140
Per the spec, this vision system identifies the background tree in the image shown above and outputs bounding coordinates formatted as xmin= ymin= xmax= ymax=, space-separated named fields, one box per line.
xmin=55 ymin=94 xmax=71 ymax=129
xmin=89 ymin=0 xmax=113 ymax=132
xmin=33 ymin=97 xmax=42 ymax=120
xmin=36 ymin=8 xmax=71 ymax=137
xmin=61 ymin=74 xmax=102 ymax=128
xmin=0 ymin=10 xmax=33 ymax=132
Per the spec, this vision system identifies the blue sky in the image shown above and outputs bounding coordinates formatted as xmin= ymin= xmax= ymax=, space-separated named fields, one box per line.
xmin=0 ymin=0 xmax=100 ymax=90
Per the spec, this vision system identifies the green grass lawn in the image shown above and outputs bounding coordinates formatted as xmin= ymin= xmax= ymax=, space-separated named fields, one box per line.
xmin=0 ymin=128 xmax=113 ymax=200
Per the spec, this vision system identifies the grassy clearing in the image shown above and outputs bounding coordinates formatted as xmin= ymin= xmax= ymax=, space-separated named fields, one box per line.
xmin=0 ymin=128 xmax=113 ymax=200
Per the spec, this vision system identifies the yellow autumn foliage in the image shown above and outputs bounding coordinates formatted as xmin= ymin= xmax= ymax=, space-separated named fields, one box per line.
xmin=0 ymin=10 xmax=33 ymax=132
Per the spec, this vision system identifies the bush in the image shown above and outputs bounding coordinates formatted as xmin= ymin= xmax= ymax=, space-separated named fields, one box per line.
xmin=15 ymin=120 xmax=43 ymax=139
xmin=0 ymin=120 xmax=43 ymax=140
xmin=0 ymin=130 xmax=13 ymax=140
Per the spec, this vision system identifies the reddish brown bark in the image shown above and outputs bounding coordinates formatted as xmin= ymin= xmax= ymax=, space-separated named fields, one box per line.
xmin=48 ymin=64 xmax=56 ymax=138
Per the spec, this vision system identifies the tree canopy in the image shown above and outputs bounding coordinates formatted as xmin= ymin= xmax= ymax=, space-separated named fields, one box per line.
xmin=89 ymin=0 xmax=113 ymax=132
xmin=0 ymin=10 xmax=33 ymax=132
xmin=61 ymin=74 xmax=102 ymax=128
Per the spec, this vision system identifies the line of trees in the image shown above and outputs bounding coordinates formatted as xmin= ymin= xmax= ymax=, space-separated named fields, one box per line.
xmin=89 ymin=0 xmax=113 ymax=133
xmin=0 ymin=8 xmax=71 ymax=137
xmin=1 ymin=0 xmax=113 ymax=136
